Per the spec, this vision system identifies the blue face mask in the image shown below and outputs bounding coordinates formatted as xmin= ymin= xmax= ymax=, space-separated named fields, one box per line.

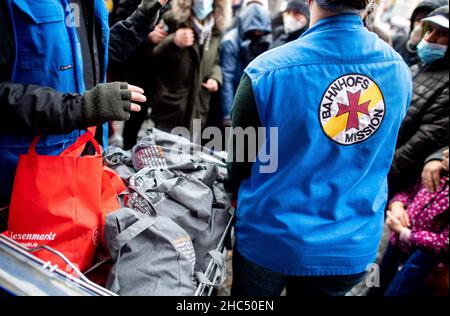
xmin=192 ymin=0 xmax=214 ymax=20
xmin=417 ymin=39 xmax=448 ymax=65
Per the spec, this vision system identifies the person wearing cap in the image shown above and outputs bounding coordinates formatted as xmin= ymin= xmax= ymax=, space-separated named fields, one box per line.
xmin=220 ymin=2 xmax=273 ymax=127
xmin=389 ymin=5 xmax=449 ymax=197
xmin=393 ymin=0 xmax=448 ymax=66
xmin=272 ymin=0 xmax=310 ymax=48
xmin=226 ymin=0 xmax=412 ymax=296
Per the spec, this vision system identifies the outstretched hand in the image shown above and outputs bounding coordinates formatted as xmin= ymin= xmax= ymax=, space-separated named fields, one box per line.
xmin=128 ymin=84 xmax=146 ymax=112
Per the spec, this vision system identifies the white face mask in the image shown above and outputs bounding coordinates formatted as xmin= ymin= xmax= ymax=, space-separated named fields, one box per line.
xmin=283 ymin=14 xmax=307 ymax=34
xmin=192 ymin=0 xmax=214 ymax=20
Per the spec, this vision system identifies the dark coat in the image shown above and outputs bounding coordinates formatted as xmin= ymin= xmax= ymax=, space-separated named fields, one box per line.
xmin=149 ymin=0 xmax=231 ymax=131
xmin=389 ymin=58 xmax=449 ymax=194
xmin=108 ymin=0 xmax=172 ymax=149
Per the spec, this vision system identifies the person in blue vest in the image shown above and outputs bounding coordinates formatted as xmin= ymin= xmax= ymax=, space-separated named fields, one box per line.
xmin=226 ymin=0 xmax=413 ymax=296
xmin=0 ymin=0 xmax=167 ymax=211
xmin=220 ymin=1 xmax=272 ymax=127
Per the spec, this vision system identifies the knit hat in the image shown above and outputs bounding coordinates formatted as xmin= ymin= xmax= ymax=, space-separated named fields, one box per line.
xmin=285 ymin=0 xmax=311 ymax=19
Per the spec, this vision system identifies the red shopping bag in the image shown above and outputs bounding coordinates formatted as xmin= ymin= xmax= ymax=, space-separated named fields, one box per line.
xmin=7 ymin=130 xmax=105 ymax=273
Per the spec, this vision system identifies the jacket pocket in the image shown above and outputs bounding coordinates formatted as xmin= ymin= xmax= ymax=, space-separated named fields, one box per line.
xmin=12 ymin=0 xmax=73 ymax=71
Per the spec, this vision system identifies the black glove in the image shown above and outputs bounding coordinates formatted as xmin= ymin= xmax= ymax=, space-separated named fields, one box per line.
xmin=82 ymin=82 xmax=132 ymax=127
xmin=137 ymin=0 xmax=164 ymax=23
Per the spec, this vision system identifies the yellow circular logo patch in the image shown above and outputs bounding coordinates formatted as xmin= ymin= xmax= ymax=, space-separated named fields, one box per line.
xmin=319 ymin=74 xmax=386 ymax=146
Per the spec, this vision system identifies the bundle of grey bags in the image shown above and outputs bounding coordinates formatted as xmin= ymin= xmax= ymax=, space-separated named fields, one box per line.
xmin=103 ymin=129 xmax=232 ymax=296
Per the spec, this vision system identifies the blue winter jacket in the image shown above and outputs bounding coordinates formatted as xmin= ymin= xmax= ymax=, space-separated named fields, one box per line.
xmin=0 ymin=0 xmax=109 ymax=201
xmin=220 ymin=3 xmax=272 ymax=121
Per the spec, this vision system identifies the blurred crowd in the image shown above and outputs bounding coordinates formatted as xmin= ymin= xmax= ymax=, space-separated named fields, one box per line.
xmin=0 ymin=0 xmax=448 ymax=296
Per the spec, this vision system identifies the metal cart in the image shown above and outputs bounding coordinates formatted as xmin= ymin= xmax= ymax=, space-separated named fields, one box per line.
xmin=0 ymin=234 xmax=116 ymax=296
xmin=0 ymin=146 xmax=233 ymax=296
xmin=0 ymin=213 xmax=233 ymax=296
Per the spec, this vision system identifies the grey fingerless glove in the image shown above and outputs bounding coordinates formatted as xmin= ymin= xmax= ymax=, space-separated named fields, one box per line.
xmin=137 ymin=0 xmax=163 ymax=23
xmin=82 ymin=82 xmax=132 ymax=126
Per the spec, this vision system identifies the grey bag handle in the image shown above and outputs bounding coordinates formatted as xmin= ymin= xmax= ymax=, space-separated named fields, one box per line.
xmin=195 ymin=250 xmax=227 ymax=287
xmin=108 ymin=215 xmax=157 ymax=294
xmin=128 ymin=185 xmax=160 ymax=216
xmin=110 ymin=216 xmax=157 ymax=254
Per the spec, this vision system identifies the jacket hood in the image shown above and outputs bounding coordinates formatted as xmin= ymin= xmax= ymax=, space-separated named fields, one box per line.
xmin=171 ymin=0 xmax=232 ymax=32
xmin=238 ymin=3 xmax=272 ymax=38
xmin=410 ymin=0 xmax=449 ymax=31
xmin=243 ymin=0 xmax=269 ymax=9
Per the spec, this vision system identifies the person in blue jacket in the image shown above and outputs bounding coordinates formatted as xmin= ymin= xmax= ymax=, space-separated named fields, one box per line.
xmin=0 ymin=0 xmax=167 ymax=216
xmin=220 ymin=2 xmax=272 ymax=127
xmin=226 ymin=0 xmax=413 ymax=296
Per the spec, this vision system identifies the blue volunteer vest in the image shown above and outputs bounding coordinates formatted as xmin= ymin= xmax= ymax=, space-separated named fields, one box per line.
xmin=0 ymin=0 xmax=110 ymax=201
xmin=236 ymin=15 xmax=413 ymax=276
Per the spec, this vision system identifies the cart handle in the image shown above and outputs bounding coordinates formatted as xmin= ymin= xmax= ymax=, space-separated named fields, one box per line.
xmin=28 ymin=245 xmax=91 ymax=283
xmin=195 ymin=250 xmax=227 ymax=287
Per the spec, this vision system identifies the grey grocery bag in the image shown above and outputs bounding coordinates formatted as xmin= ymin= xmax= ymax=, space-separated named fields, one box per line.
xmin=132 ymin=128 xmax=227 ymax=174
xmin=132 ymin=130 xmax=196 ymax=171
xmin=126 ymin=168 xmax=213 ymax=240
xmin=127 ymin=167 xmax=231 ymax=271
xmin=105 ymin=208 xmax=197 ymax=296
